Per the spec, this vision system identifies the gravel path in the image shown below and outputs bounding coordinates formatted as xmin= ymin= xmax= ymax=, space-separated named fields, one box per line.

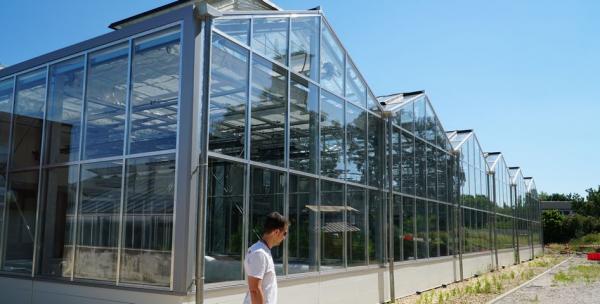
xmin=494 ymin=255 xmax=600 ymax=304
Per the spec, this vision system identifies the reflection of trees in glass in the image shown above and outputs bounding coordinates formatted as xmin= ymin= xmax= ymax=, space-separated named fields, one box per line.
xmin=345 ymin=105 xmax=367 ymax=183
xmin=320 ymin=93 xmax=344 ymax=179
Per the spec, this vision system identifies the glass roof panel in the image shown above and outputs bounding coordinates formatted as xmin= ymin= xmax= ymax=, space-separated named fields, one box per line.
xmin=252 ymin=17 xmax=289 ymax=65
xmin=214 ymin=18 xmax=250 ymax=46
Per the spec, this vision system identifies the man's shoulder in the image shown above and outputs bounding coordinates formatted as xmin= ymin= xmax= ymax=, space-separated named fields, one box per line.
xmin=247 ymin=241 xmax=271 ymax=259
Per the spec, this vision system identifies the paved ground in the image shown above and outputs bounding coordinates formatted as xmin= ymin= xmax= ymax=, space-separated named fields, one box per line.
xmin=495 ymin=255 xmax=600 ymax=304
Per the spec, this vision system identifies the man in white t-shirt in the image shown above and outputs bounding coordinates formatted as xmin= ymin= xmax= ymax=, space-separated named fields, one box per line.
xmin=243 ymin=212 xmax=289 ymax=304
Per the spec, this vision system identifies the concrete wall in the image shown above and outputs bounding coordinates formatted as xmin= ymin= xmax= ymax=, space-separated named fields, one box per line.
xmin=461 ymin=251 xmax=494 ymax=278
xmin=497 ymin=248 xmax=516 ymax=268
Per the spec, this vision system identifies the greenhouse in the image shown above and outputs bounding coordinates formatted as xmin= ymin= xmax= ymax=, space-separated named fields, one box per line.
xmin=0 ymin=1 xmax=542 ymax=303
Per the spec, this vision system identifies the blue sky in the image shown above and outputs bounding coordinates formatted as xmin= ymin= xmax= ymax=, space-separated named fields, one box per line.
xmin=2 ymin=0 xmax=599 ymax=196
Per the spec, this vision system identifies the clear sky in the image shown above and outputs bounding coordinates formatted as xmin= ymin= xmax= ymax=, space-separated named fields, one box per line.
xmin=1 ymin=0 xmax=599 ymax=196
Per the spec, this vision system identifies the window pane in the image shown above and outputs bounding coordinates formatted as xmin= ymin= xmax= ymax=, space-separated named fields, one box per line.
xmin=367 ymin=114 xmax=383 ymax=188
xmin=367 ymin=92 xmax=378 ymax=113
xmin=290 ymin=17 xmax=319 ymax=80
xmin=401 ymin=132 xmax=415 ymax=195
xmin=12 ymin=69 xmax=46 ymax=169
xmin=320 ymin=180 xmax=344 ymax=268
xmin=345 ymin=60 xmax=366 ymax=107
xmin=437 ymin=150 xmax=448 ymax=202
xmin=416 ymin=199 xmax=427 ymax=259
xmin=129 ymin=28 xmax=180 ymax=154
xmin=439 ymin=203 xmax=449 ymax=256
xmin=206 ymin=158 xmax=245 ymax=283
xmin=426 ymin=145 xmax=437 ymax=199
xmin=428 ymin=201 xmax=439 ymax=258
xmin=288 ymin=174 xmax=317 ymax=274
xmin=347 ymin=186 xmax=366 ymax=266
xmin=320 ymin=23 xmax=344 ymax=96
xmin=75 ymin=161 xmax=122 ymax=281
xmin=2 ymin=170 xmax=39 ymax=273
xmin=289 ymin=75 xmax=318 ymax=173
xmin=0 ymin=79 xmax=13 ymax=243
xmin=252 ymin=18 xmax=288 ymax=65
xmin=368 ymin=190 xmax=385 ymax=264
xmin=399 ymin=103 xmax=414 ymax=133
xmin=392 ymin=128 xmax=401 ymax=192
xmin=248 ymin=166 xmax=284 ymax=275
xmin=414 ymin=97 xmax=426 ymax=138
xmin=120 ymin=154 xmax=175 ymax=286
xmin=402 ymin=196 xmax=415 ymax=261
xmin=46 ymin=57 xmax=84 ymax=164
xmin=415 ymin=139 xmax=426 ymax=197
xmin=393 ymin=195 xmax=402 ymax=261
xmin=84 ymin=44 xmax=129 ymax=159
xmin=250 ymin=55 xmax=287 ymax=167
xmin=320 ymin=91 xmax=344 ymax=179
xmin=38 ymin=165 xmax=78 ymax=277
xmin=214 ymin=18 xmax=250 ymax=46
xmin=345 ymin=102 xmax=366 ymax=183
xmin=209 ymin=34 xmax=248 ymax=158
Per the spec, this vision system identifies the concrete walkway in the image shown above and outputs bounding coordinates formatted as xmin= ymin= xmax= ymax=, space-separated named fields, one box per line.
xmin=493 ymin=255 xmax=600 ymax=304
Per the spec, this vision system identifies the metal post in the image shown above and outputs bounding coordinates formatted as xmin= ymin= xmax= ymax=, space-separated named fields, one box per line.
xmin=386 ymin=117 xmax=395 ymax=302
xmin=194 ymin=4 xmax=221 ymax=304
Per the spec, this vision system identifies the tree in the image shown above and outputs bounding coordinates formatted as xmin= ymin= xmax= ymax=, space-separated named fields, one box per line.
xmin=542 ymin=209 xmax=567 ymax=243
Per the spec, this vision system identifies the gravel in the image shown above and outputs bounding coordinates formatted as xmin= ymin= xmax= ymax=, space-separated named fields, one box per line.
xmin=494 ymin=255 xmax=600 ymax=304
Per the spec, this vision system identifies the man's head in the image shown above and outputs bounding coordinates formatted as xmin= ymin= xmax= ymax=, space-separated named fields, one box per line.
xmin=262 ymin=212 xmax=289 ymax=247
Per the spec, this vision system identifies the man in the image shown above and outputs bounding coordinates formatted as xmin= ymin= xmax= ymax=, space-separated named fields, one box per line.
xmin=243 ymin=212 xmax=289 ymax=304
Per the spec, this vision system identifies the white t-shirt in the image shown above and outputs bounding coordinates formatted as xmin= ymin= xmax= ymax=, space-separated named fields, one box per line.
xmin=243 ymin=241 xmax=277 ymax=304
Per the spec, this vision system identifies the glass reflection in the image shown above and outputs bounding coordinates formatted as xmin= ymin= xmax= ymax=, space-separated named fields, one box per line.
xmin=129 ymin=28 xmax=180 ymax=154
xmin=250 ymin=55 xmax=287 ymax=167
xmin=84 ymin=44 xmax=129 ymax=160
xmin=345 ymin=102 xmax=366 ymax=183
xmin=320 ymin=180 xmax=344 ymax=268
xmin=367 ymin=114 xmax=383 ymax=188
xmin=206 ymin=158 xmax=245 ymax=283
xmin=289 ymin=75 xmax=318 ymax=173
xmin=288 ymin=174 xmax=318 ymax=274
xmin=320 ymin=22 xmax=344 ymax=96
xmin=120 ymin=154 xmax=175 ymax=286
xmin=347 ymin=186 xmax=366 ymax=266
xmin=0 ymin=79 xmax=13 ymax=244
xmin=320 ymin=92 xmax=344 ymax=179
xmin=403 ymin=196 xmax=415 ymax=260
xmin=252 ymin=18 xmax=288 ymax=65
xmin=345 ymin=60 xmax=366 ymax=107
xmin=214 ymin=18 xmax=250 ymax=45
xmin=368 ymin=190 xmax=385 ymax=264
xmin=46 ymin=57 xmax=84 ymax=164
xmin=290 ymin=17 xmax=319 ymax=80
xmin=209 ymin=34 xmax=248 ymax=158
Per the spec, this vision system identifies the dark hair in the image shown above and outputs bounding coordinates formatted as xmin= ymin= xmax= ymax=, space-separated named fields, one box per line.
xmin=263 ymin=212 xmax=288 ymax=234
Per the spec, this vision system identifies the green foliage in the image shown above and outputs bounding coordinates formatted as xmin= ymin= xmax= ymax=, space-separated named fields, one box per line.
xmin=553 ymin=264 xmax=600 ymax=284
xmin=542 ymin=208 xmax=600 ymax=244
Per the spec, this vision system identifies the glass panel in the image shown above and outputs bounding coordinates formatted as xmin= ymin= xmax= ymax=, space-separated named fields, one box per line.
xmin=320 ymin=180 xmax=344 ymax=269
xmin=428 ymin=201 xmax=439 ymax=258
xmin=346 ymin=186 xmax=366 ymax=266
xmin=437 ymin=150 xmax=448 ymax=202
xmin=368 ymin=190 xmax=385 ymax=264
xmin=423 ymin=101 xmax=436 ymax=143
xmin=416 ymin=199 xmax=427 ymax=259
xmin=345 ymin=102 xmax=366 ymax=183
xmin=393 ymin=195 xmax=402 ymax=261
xmin=400 ymin=132 xmax=415 ymax=195
xmin=288 ymin=174 xmax=317 ymax=274
xmin=252 ymin=18 xmax=288 ymax=65
xmin=0 ymin=79 xmax=13 ymax=245
xmin=120 ymin=154 xmax=175 ymax=286
xmin=214 ymin=18 xmax=250 ymax=45
xmin=399 ymin=103 xmax=414 ymax=133
xmin=426 ymin=145 xmax=437 ymax=199
xmin=290 ymin=17 xmax=319 ymax=81
xmin=415 ymin=139 xmax=426 ymax=197
xmin=12 ymin=69 xmax=46 ymax=169
xmin=320 ymin=22 xmax=344 ymax=96
xmin=367 ymin=113 xmax=383 ymax=188
xmin=367 ymin=92 xmax=379 ymax=112
xmin=75 ymin=161 xmax=122 ymax=281
xmin=345 ymin=60 xmax=366 ymax=107
xmin=250 ymin=55 xmax=287 ymax=167
xmin=46 ymin=57 xmax=84 ymax=164
xmin=209 ymin=34 xmax=249 ymax=158
xmin=439 ymin=203 xmax=448 ymax=256
xmin=403 ymin=196 xmax=415 ymax=260
xmin=248 ymin=166 xmax=284 ymax=275
xmin=320 ymin=91 xmax=344 ymax=179
xmin=2 ymin=170 xmax=39 ymax=273
xmin=414 ymin=97 xmax=426 ymax=139
xmin=38 ymin=165 xmax=78 ymax=277
xmin=391 ymin=128 xmax=401 ymax=192
xmin=129 ymin=28 xmax=180 ymax=154
xmin=205 ymin=158 xmax=244 ymax=283
xmin=289 ymin=75 xmax=318 ymax=173
xmin=84 ymin=44 xmax=129 ymax=159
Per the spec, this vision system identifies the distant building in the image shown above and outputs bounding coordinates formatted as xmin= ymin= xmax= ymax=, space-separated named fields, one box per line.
xmin=541 ymin=201 xmax=573 ymax=215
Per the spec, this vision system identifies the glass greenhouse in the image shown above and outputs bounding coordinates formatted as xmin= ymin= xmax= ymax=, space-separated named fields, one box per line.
xmin=0 ymin=1 xmax=542 ymax=303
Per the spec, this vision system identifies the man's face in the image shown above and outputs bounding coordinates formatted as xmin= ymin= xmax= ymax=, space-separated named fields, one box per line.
xmin=273 ymin=225 xmax=288 ymax=247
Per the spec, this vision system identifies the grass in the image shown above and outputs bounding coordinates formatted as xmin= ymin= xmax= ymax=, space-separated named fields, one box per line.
xmin=568 ymin=233 xmax=600 ymax=253
xmin=553 ymin=264 xmax=600 ymax=284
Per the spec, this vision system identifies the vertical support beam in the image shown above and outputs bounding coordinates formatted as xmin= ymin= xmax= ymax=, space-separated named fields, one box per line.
xmin=194 ymin=3 xmax=221 ymax=303
xmin=173 ymin=7 xmax=200 ymax=293
xmin=490 ymin=171 xmax=499 ymax=270
xmin=0 ymin=76 xmax=17 ymax=268
xmin=386 ymin=117 xmax=395 ymax=302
